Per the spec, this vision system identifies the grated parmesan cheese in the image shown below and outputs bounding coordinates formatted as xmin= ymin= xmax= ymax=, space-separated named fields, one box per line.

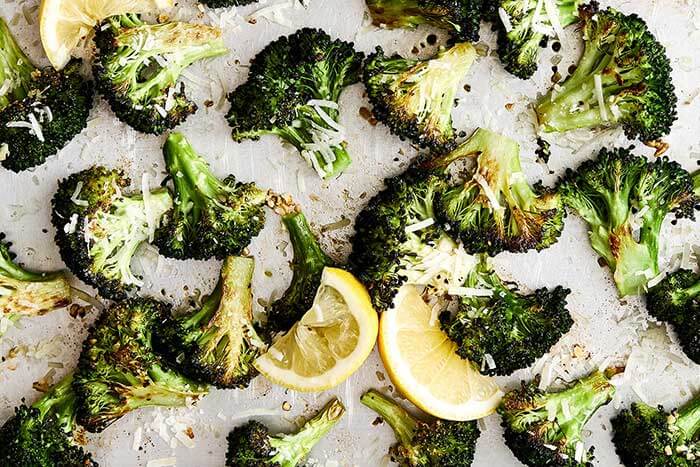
xmin=146 ymin=457 xmax=177 ymax=467
xmin=593 ymin=74 xmax=608 ymax=121
xmin=405 ymin=218 xmax=435 ymax=233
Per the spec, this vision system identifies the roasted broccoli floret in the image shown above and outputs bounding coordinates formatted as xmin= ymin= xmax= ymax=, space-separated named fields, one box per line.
xmin=427 ymin=128 xmax=565 ymax=255
xmin=154 ymin=133 xmax=267 ymax=260
xmin=440 ymin=256 xmax=572 ymax=375
xmin=226 ymin=28 xmax=363 ymax=179
xmin=612 ymin=395 xmax=700 ymax=466
xmin=0 ymin=374 xmax=97 ymax=467
xmin=73 ymin=298 xmax=209 ymax=432
xmin=0 ymin=18 xmax=93 ymax=172
xmin=361 ymin=389 xmax=479 ymax=466
xmin=226 ymin=398 xmax=345 ymax=467
xmin=559 ymin=147 xmax=697 ymax=297
xmin=154 ymin=256 xmax=266 ymax=389
xmin=365 ymin=0 xmax=485 ymax=42
xmin=535 ymin=6 xmax=677 ymax=142
xmin=52 ymin=166 xmax=173 ymax=301
xmin=93 ymin=14 xmax=227 ymax=135
xmin=499 ymin=370 xmax=618 ymax=466
xmin=646 ymin=268 xmax=700 ymax=364
xmin=0 ymin=233 xmax=71 ymax=337
xmin=363 ymin=43 xmax=476 ymax=151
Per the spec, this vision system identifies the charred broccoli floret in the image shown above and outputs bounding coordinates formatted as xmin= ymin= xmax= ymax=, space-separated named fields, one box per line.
xmin=363 ymin=43 xmax=476 ymax=151
xmin=226 ymin=28 xmax=363 ymax=179
xmin=52 ymin=166 xmax=173 ymax=300
xmin=0 ymin=18 xmax=93 ymax=172
xmin=93 ymin=14 xmax=227 ymax=135
xmin=361 ymin=389 xmax=479 ymax=466
xmin=154 ymin=257 xmax=266 ymax=389
xmin=612 ymin=395 xmax=700 ymax=466
xmin=154 ymin=133 xmax=267 ymax=260
xmin=440 ymin=256 xmax=573 ymax=375
xmin=535 ymin=6 xmax=677 ymax=142
xmin=499 ymin=370 xmax=618 ymax=466
xmin=559 ymin=147 xmax=697 ymax=297
xmin=226 ymin=398 xmax=345 ymax=466
xmin=0 ymin=374 xmax=96 ymax=466
xmin=73 ymin=298 xmax=209 ymax=433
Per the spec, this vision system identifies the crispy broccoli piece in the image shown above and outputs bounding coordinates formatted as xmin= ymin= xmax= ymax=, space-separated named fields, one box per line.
xmin=646 ymin=268 xmax=700 ymax=364
xmin=73 ymin=298 xmax=209 ymax=433
xmin=154 ymin=256 xmax=267 ymax=389
xmin=52 ymin=166 xmax=173 ymax=301
xmin=361 ymin=389 xmax=479 ymax=466
xmin=559 ymin=147 xmax=697 ymax=297
xmin=0 ymin=19 xmax=93 ymax=172
xmin=363 ymin=43 xmax=476 ymax=151
xmin=365 ymin=0 xmax=485 ymax=42
xmin=226 ymin=398 xmax=345 ymax=467
xmin=93 ymin=14 xmax=227 ymax=135
xmin=0 ymin=374 xmax=97 ymax=467
xmin=499 ymin=370 xmax=618 ymax=466
xmin=154 ymin=133 xmax=267 ymax=260
xmin=612 ymin=395 xmax=700 ymax=466
xmin=535 ymin=6 xmax=677 ymax=142
xmin=226 ymin=28 xmax=363 ymax=179
xmin=439 ymin=256 xmax=572 ymax=375
xmin=427 ymin=128 xmax=565 ymax=255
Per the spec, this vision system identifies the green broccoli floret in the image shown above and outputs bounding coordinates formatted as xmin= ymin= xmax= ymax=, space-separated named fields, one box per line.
xmin=51 ymin=166 xmax=173 ymax=301
xmin=93 ymin=14 xmax=227 ymax=135
xmin=0 ymin=374 xmax=97 ymax=467
xmin=535 ymin=6 xmax=677 ymax=142
xmin=226 ymin=28 xmax=363 ymax=179
xmin=440 ymin=255 xmax=573 ymax=375
xmin=646 ymin=268 xmax=700 ymax=364
xmin=363 ymin=43 xmax=476 ymax=151
xmin=154 ymin=133 xmax=267 ymax=260
xmin=428 ymin=128 xmax=565 ymax=255
xmin=0 ymin=18 xmax=93 ymax=172
xmin=73 ymin=298 xmax=209 ymax=433
xmin=495 ymin=0 xmax=588 ymax=79
xmin=154 ymin=256 xmax=267 ymax=389
xmin=612 ymin=395 xmax=700 ymax=466
xmin=361 ymin=389 xmax=479 ymax=466
xmin=226 ymin=398 xmax=345 ymax=467
xmin=0 ymin=232 xmax=71 ymax=338
xmin=558 ymin=147 xmax=697 ymax=297
xmin=365 ymin=0 xmax=485 ymax=42
xmin=499 ymin=370 xmax=619 ymax=466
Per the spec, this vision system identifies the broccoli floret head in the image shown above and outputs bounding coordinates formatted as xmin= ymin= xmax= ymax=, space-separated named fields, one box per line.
xmin=535 ymin=7 xmax=677 ymax=142
xmin=499 ymin=370 xmax=618 ymax=466
xmin=73 ymin=297 xmax=209 ymax=432
xmin=154 ymin=133 xmax=267 ymax=260
xmin=226 ymin=28 xmax=363 ymax=179
xmin=0 ymin=17 xmax=34 ymax=109
xmin=363 ymin=43 xmax=476 ymax=151
xmin=612 ymin=396 xmax=700 ymax=467
xmin=440 ymin=256 xmax=573 ymax=375
xmin=365 ymin=0 xmax=485 ymax=42
xmin=361 ymin=389 xmax=479 ymax=466
xmin=154 ymin=256 xmax=267 ymax=389
xmin=93 ymin=14 xmax=227 ymax=135
xmin=0 ymin=375 xmax=97 ymax=467
xmin=51 ymin=166 xmax=173 ymax=300
xmin=226 ymin=398 xmax=345 ymax=467
xmin=559 ymin=147 xmax=697 ymax=297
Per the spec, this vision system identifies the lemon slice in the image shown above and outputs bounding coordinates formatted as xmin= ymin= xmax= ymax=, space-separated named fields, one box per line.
xmin=378 ymin=286 xmax=502 ymax=420
xmin=39 ymin=0 xmax=174 ymax=69
xmin=255 ymin=267 xmax=378 ymax=392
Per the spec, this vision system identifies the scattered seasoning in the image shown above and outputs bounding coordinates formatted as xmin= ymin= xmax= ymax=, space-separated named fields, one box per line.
xmin=551 ymin=70 xmax=562 ymax=83
xmin=505 ymin=103 xmax=514 ymax=111
xmin=359 ymin=107 xmax=377 ymax=125
xmin=372 ymin=416 xmax=384 ymax=426
xmin=282 ymin=401 xmax=292 ymax=411
xmin=568 ymin=64 xmax=577 ymax=75
xmin=552 ymin=41 xmax=562 ymax=52
xmin=597 ymin=257 xmax=608 ymax=268
xmin=203 ymin=100 xmax=214 ymax=108
xmin=264 ymin=270 xmax=273 ymax=277
xmin=463 ymin=84 xmax=471 ymax=92
xmin=185 ymin=427 xmax=195 ymax=439
xmin=411 ymin=46 xmax=419 ymax=54
xmin=426 ymin=34 xmax=437 ymax=45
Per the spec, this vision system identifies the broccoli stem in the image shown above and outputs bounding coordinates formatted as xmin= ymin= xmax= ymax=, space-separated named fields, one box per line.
xmin=124 ymin=365 xmax=208 ymax=411
xmin=692 ymin=170 xmax=700 ymax=197
xmin=0 ymin=18 xmax=34 ymax=109
xmin=366 ymin=0 xmax=430 ymax=29
xmin=676 ymin=395 xmax=700 ymax=440
xmin=32 ymin=374 xmax=77 ymax=433
xmin=360 ymin=389 xmax=417 ymax=446
xmin=283 ymin=211 xmax=333 ymax=276
xmin=163 ymin=132 xmax=216 ymax=212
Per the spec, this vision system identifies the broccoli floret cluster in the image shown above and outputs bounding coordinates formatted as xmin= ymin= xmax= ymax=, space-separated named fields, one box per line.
xmin=226 ymin=28 xmax=363 ymax=179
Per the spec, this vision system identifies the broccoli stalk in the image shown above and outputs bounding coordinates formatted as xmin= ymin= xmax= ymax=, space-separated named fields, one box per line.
xmin=360 ymin=389 xmax=479 ymax=466
xmin=226 ymin=398 xmax=345 ymax=467
xmin=535 ymin=6 xmax=677 ymax=142
xmin=0 ymin=18 xmax=33 ymax=109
